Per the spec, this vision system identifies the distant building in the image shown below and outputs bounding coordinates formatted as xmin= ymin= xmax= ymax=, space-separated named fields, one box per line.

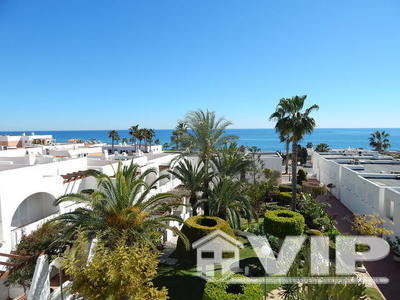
xmin=0 ymin=133 xmax=54 ymax=149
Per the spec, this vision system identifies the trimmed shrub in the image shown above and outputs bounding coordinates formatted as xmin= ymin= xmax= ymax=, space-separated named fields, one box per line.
xmin=302 ymin=182 xmax=326 ymax=197
xmin=264 ymin=210 xmax=305 ymax=238
xmin=278 ymin=192 xmax=301 ymax=206
xmin=263 ymin=203 xmax=288 ymax=211
xmin=279 ymin=184 xmax=302 ymax=193
xmin=203 ymin=275 xmax=263 ymax=300
xmin=305 ymin=229 xmax=324 ymax=236
xmin=297 ymin=169 xmax=307 ymax=185
xmin=174 ymin=216 xmax=234 ymax=259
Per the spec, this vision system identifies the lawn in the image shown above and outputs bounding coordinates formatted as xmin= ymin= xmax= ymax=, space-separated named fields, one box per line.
xmin=154 ymin=234 xmax=279 ymax=300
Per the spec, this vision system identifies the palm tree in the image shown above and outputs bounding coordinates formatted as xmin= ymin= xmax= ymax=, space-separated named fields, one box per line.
xmin=171 ymin=121 xmax=188 ymax=150
xmin=369 ymin=131 xmax=390 ymax=152
xmin=146 ymin=129 xmax=156 ymax=150
xmin=269 ymin=96 xmax=319 ymax=210
xmin=163 ymin=142 xmax=169 ymax=150
xmin=211 ymin=142 xmax=250 ymax=180
xmin=169 ymin=158 xmax=205 ymax=216
xmin=208 ymin=179 xmax=255 ymax=230
xmin=315 ymin=143 xmax=330 ymax=152
xmin=54 ymin=162 xmax=188 ymax=248
xmin=271 ymin=107 xmax=292 ymax=175
xmin=108 ymin=130 xmax=120 ymax=152
xmin=136 ymin=129 xmax=147 ymax=151
xmin=184 ymin=110 xmax=238 ymax=214
xmin=129 ymin=125 xmax=139 ymax=150
xmin=280 ymin=134 xmax=291 ymax=174
xmin=121 ymin=137 xmax=128 ymax=144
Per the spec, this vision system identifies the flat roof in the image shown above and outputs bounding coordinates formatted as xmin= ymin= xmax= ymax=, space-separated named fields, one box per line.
xmin=369 ymin=178 xmax=400 ymax=187
xmin=357 ymin=164 xmax=400 ymax=174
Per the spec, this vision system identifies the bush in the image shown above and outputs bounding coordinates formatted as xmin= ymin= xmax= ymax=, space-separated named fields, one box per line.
xmin=305 ymin=229 xmax=324 ymax=236
xmin=296 ymin=194 xmax=336 ymax=234
xmin=175 ymin=216 xmax=234 ymax=259
xmin=279 ymin=184 xmax=302 ymax=193
xmin=263 ymin=203 xmax=288 ymax=211
xmin=278 ymin=192 xmax=300 ymax=206
xmin=263 ymin=168 xmax=281 ymax=185
xmin=264 ymin=210 xmax=305 ymax=238
xmin=202 ymin=275 xmax=263 ymax=300
xmin=352 ymin=214 xmax=393 ymax=236
xmin=302 ymin=182 xmax=326 ymax=197
xmin=297 ymin=169 xmax=307 ymax=185
xmin=5 ymin=221 xmax=70 ymax=290
xmin=64 ymin=233 xmax=167 ymax=300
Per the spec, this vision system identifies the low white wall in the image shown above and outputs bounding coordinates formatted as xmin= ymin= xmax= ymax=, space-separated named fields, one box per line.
xmin=259 ymin=154 xmax=283 ymax=172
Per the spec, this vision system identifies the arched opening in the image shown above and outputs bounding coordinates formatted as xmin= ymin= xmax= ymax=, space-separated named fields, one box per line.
xmin=11 ymin=192 xmax=59 ymax=228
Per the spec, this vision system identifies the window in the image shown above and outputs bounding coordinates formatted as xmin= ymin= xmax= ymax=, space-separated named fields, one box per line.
xmin=201 ymin=251 xmax=214 ymax=259
xmin=222 ymin=251 xmax=235 ymax=259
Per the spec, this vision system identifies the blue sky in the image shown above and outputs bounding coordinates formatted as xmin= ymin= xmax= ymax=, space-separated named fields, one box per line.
xmin=0 ymin=0 xmax=399 ymax=130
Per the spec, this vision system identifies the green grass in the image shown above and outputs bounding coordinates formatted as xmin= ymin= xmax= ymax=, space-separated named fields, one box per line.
xmin=154 ymin=235 xmax=281 ymax=300
xmin=154 ymin=261 xmax=206 ymax=300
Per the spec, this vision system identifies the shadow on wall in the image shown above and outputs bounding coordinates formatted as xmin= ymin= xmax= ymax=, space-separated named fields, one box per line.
xmin=11 ymin=192 xmax=59 ymax=228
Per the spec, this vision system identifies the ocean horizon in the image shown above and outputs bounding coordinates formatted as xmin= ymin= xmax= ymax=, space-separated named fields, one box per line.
xmin=1 ymin=128 xmax=399 ymax=151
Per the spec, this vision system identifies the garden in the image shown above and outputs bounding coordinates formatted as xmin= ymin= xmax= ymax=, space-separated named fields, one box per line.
xmin=3 ymin=105 xmax=387 ymax=299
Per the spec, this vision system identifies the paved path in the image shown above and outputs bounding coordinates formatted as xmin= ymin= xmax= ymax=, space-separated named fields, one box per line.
xmin=318 ymin=194 xmax=399 ymax=300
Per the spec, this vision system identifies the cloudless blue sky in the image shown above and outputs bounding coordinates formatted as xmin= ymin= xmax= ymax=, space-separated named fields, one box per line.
xmin=0 ymin=0 xmax=399 ymax=130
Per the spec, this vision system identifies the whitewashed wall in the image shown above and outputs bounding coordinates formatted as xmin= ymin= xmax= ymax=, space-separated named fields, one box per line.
xmin=313 ymin=152 xmax=400 ymax=237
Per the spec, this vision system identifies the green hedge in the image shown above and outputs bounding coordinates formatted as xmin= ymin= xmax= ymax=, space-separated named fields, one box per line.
xmin=279 ymin=184 xmax=302 ymax=193
xmin=297 ymin=169 xmax=307 ymax=185
xmin=202 ymin=275 xmax=263 ymax=300
xmin=174 ymin=216 xmax=234 ymax=259
xmin=305 ymin=229 xmax=324 ymax=236
xmin=264 ymin=209 xmax=305 ymax=238
xmin=278 ymin=192 xmax=301 ymax=206
xmin=302 ymin=182 xmax=326 ymax=197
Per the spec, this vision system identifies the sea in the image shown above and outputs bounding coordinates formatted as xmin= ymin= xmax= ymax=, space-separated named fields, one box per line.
xmin=1 ymin=129 xmax=399 ymax=152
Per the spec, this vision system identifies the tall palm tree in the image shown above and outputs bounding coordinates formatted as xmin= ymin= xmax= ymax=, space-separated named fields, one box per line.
xmin=269 ymin=96 xmax=319 ymax=210
xmin=171 ymin=121 xmax=188 ymax=150
xmin=108 ymin=130 xmax=120 ymax=152
xmin=280 ymin=134 xmax=291 ymax=174
xmin=169 ymin=158 xmax=205 ymax=216
xmin=208 ymin=179 xmax=255 ymax=230
xmin=369 ymin=131 xmax=390 ymax=152
xmin=136 ymin=129 xmax=147 ymax=151
xmin=271 ymin=106 xmax=292 ymax=175
xmin=129 ymin=125 xmax=139 ymax=150
xmin=184 ymin=110 xmax=238 ymax=214
xmin=146 ymin=129 xmax=156 ymax=150
xmin=211 ymin=142 xmax=250 ymax=180
xmin=54 ymin=162 xmax=188 ymax=248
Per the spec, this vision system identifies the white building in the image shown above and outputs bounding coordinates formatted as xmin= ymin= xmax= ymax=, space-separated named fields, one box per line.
xmin=0 ymin=133 xmax=54 ymax=149
xmin=258 ymin=152 xmax=283 ymax=173
xmin=0 ymin=142 xmax=183 ymax=256
xmin=312 ymin=149 xmax=400 ymax=236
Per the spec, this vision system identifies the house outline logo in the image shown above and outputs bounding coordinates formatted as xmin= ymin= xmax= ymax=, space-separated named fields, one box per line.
xmin=192 ymin=230 xmax=243 ymax=279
